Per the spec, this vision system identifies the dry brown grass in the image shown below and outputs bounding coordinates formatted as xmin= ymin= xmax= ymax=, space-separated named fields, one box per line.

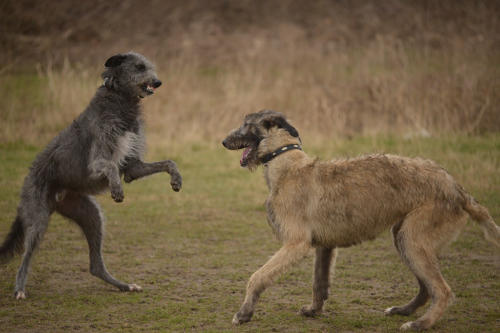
xmin=1 ymin=0 xmax=499 ymax=146
xmin=2 ymin=41 xmax=498 ymax=146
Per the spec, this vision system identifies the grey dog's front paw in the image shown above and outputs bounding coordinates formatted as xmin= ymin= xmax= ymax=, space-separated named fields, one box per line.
xmin=15 ymin=291 xmax=26 ymax=300
xmin=111 ymin=186 xmax=124 ymax=202
xmin=123 ymin=173 xmax=134 ymax=183
xmin=170 ymin=174 xmax=182 ymax=192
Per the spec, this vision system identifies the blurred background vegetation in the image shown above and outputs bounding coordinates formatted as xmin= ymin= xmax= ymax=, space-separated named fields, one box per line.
xmin=1 ymin=0 xmax=499 ymax=146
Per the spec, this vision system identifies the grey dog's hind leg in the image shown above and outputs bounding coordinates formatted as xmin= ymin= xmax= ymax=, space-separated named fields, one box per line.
xmin=14 ymin=206 xmax=50 ymax=299
xmin=123 ymin=159 xmax=182 ymax=191
xmin=300 ymin=247 xmax=336 ymax=317
xmin=55 ymin=192 xmax=141 ymax=292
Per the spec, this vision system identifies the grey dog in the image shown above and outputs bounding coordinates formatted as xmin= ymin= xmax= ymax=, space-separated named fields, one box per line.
xmin=0 ymin=52 xmax=182 ymax=299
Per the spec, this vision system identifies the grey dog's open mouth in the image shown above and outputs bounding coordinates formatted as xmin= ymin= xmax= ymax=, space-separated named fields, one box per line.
xmin=142 ymin=84 xmax=156 ymax=95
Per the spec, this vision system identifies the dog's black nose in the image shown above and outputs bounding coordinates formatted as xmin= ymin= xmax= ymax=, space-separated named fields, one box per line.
xmin=222 ymin=139 xmax=228 ymax=148
xmin=153 ymin=80 xmax=162 ymax=88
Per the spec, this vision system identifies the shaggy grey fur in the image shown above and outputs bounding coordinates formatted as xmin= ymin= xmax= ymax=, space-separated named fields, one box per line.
xmin=0 ymin=52 xmax=182 ymax=299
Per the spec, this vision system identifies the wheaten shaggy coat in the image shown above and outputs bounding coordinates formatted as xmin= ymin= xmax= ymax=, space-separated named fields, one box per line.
xmin=222 ymin=110 xmax=499 ymax=331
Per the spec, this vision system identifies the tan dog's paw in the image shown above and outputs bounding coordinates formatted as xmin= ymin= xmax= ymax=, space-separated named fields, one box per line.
xmin=400 ymin=321 xmax=425 ymax=331
xmin=232 ymin=311 xmax=252 ymax=325
xmin=299 ymin=305 xmax=320 ymax=317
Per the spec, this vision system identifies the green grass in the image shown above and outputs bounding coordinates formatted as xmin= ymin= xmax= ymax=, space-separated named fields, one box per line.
xmin=0 ymin=135 xmax=499 ymax=332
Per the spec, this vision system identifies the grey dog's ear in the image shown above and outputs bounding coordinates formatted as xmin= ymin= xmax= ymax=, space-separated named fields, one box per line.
xmin=105 ymin=54 xmax=128 ymax=68
xmin=262 ymin=115 xmax=300 ymax=138
xmin=103 ymin=54 xmax=128 ymax=89
xmin=103 ymin=76 xmax=115 ymax=89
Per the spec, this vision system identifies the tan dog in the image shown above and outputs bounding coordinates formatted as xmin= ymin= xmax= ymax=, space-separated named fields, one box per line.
xmin=222 ymin=110 xmax=499 ymax=331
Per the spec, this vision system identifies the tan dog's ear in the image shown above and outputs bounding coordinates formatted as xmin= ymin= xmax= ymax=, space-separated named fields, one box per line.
xmin=262 ymin=115 xmax=300 ymax=138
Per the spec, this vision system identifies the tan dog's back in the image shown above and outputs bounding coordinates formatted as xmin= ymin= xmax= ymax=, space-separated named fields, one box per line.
xmin=271 ymin=154 xmax=467 ymax=247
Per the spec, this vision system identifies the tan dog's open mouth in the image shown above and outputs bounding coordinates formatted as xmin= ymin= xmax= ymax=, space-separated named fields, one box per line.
xmin=240 ymin=147 xmax=252 ymax=167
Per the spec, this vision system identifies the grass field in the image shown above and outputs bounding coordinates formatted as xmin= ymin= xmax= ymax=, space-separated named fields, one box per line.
xmin=0 ymin=135 xmax=498 ymax=332
xmin=1 ymin=1 xmax=499 ymax=331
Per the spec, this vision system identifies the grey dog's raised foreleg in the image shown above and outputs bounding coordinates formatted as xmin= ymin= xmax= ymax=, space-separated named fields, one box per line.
xmin=90 ymin=159 xmax=124 ymax=202
xmin=123 ymin=159 xmax=182 ymax=191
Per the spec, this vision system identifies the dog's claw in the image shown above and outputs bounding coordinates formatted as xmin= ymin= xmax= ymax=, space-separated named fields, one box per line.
xmin=127 ymin=283 xmax=142 ymax=292
xmin=170 ymin=175 xmax=182 ymax=192
xmin=232 ymin=311 xmax=252 ymax=325
xmin=384 ymin=307 xmax=395 ymax=315
xmin=118 ymin=283 xmax=142 ymax=292
xmin=400 ymin=322 xmax=414 ymax=331
xmin=15 ymin=291 xmax=26 ymax=300
xmin=400 ymin=320 xmax=428 ymax=331
xmin=171 ymin=182 xmax=181 ymax=192
xmin=299 ymin=305 xmax=320 ymax=317
xmin=111 ymin=187 xmax=124 ymax=202
xmin=385 ymin=306 xmax=411 ymax=316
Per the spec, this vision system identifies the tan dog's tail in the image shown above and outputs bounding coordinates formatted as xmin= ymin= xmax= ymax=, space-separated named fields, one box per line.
xmin=462 ymin=194 xmax=500 ymax=247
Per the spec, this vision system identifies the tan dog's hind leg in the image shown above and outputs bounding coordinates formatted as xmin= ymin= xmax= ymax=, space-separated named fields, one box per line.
xmin=232 ymin=242 xmax=311 ymax=324
xmin=387 ymin=207 xmax=465 ymax=330
xmin=398 ymin=250 xmax=452 ymax=331
xmin=385 ymin=223 xmax=429 ymax=316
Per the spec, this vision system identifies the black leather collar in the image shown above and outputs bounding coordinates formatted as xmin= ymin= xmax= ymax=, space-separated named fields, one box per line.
xmin=260 ymin=144 xmax=302 ymax=164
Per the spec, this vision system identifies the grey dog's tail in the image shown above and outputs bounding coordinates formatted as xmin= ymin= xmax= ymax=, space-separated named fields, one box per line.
xmin=0 ymin=216 xmax=25 ymax=262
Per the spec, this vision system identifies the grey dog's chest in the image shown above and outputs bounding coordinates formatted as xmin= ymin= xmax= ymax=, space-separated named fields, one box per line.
xmin=112 ymin=131 xmax=145 ymax=165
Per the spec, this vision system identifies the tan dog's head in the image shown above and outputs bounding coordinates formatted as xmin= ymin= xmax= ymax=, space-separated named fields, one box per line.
xmin=222 ymin=110 xmax=300 ymax=170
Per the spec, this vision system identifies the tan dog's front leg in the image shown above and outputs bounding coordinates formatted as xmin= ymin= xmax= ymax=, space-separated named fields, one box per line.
xmin=232 ymin=242 xmax=311 ymax=325
xmin=300 ymin=247 xmax=337 ymax=317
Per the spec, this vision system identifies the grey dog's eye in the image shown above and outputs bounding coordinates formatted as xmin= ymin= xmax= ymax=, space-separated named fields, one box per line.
xmin=136 ymin=64 xmax=146 ymax=71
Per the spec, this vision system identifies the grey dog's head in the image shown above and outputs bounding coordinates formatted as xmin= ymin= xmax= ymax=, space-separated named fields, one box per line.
xmin=222 ymin=110 xmax=300 ymax=170
xmin=101 ymin=52 xmax=161 ymax=99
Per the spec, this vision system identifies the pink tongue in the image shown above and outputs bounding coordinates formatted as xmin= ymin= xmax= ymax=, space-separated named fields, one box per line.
xmin=240 ymin=147 xmax=251 ymax=165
